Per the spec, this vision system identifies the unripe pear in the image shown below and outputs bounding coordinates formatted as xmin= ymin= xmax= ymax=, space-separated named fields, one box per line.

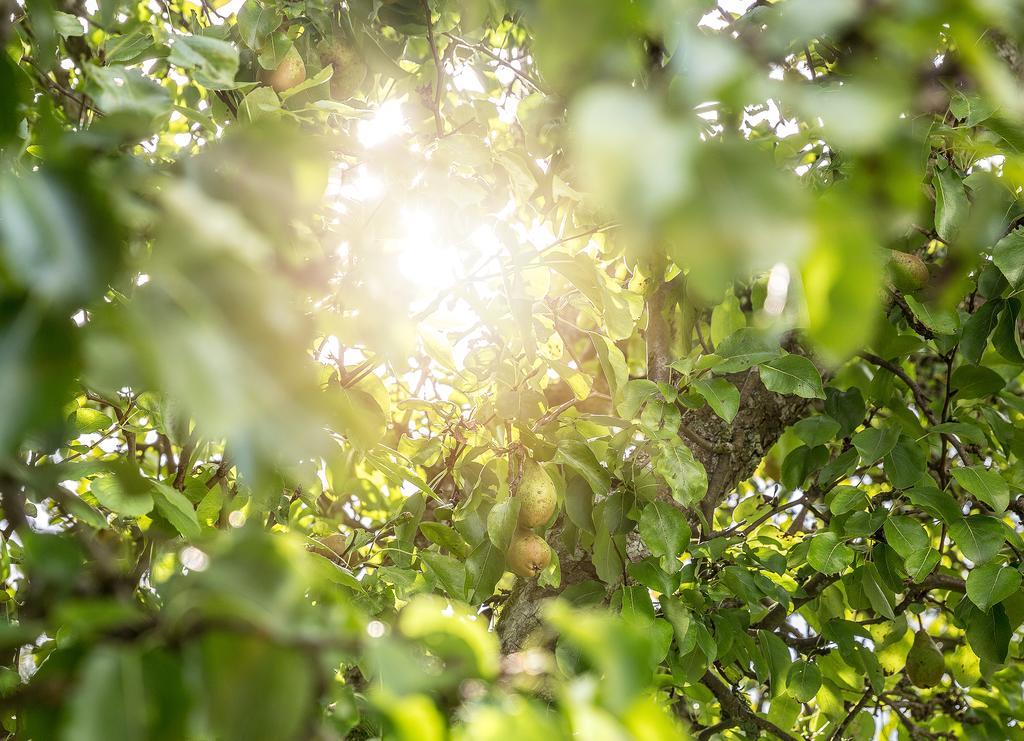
xmin=517 ymin=460 xmax=557 ymax=529
xmin=506 ymin=530 xmax=551 ymax=578
xmin=264 ymin=45 xmax=306 ymax=92
xmin=309 ymin=533 xmax=348 ymax=561
xmin=887 ymin=250 xmax=929 ymax=293
xmin=906 ymin=629 xmax=944 ymax=688
xmin=318 ymin=39 xmax=367 ymax=100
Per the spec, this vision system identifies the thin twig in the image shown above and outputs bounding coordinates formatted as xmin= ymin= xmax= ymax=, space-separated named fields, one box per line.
xmin=442 ymin=32 xmax=546 ymax=93
xmin=420 ymin=0 xmax=445 ymax=137
xmin=857 ymin=352 xmax=970 ymax=466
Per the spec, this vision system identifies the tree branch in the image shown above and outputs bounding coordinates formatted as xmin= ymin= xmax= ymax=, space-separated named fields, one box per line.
xmin=700 ymin=669 xmax=798 ymax=741
xmin=829 ymin=687 xmax=872 ymax=741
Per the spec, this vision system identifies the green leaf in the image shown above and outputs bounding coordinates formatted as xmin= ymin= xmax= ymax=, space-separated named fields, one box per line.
xmin=928 ymin=422 xmax=986 ymax=446
xmin=949 ymin=516 xmax=1006 ymax=564
xmin=861 ymin=563 xmax=896 ymax=619
xmin=883 ymin=437 xmax=927 ymax=489
xmin=238 ymin=86 xmax=281 ymax=123
xmin=335 ymin=388 xmax=386 ymax=449
xmin=90 ymin=475 xmax=154 ymax=518
xmin=827 ymin=486 xmax=869 ymax=515
xmin=237 ymin=1 xmax=282 ymax=50
xmin=807 ymin=532 xmax=854 ymax=574
xmin=758 ymin=355 xmax=824 ymax=399
xmin=617 ymin=379 xmax=660 ymax=418
xmin=950 ymin=92 xmax=995 ymax=126
xmin=781 ymin=445 xmax=827 ymax=490
xmin=256 ymin=31 xmax=292 ymax=70
xmin=906 ymin=485 xmax=962 ymax=524
xmin=883 ymin=515 xmax=930 ymax=559
xmin=61 ymin=493 xmax=109 ymax=530
xmin=949 ymin=364 xmax=1005 ymax=400
xmin=756 ymin=629 xmax=793 ymax=695
xmin=555 ymin=440 xmax=611 ymax=496
xmin=966 ymin=562 xmax=1021 ymax=612
xmin=965 ymin=603 xmax=1011 ymax=663
xmin=592 ymin=525 xmax=624 ymax=585
xmin=905 ymin=548 xmax=940 ymax=582
xmin=399 ymin=595 xmax=499 ymax=679
xmin=817 ymin=448 xmax=859 ymax=486
xmin=419 ymin=522 xmax=470 ymax=559
xmin=196 ymin=631 xmax=315 ymax=740
xmin=652 ymin=438 xmax=708 ymax=507
xmin=563 ymin=474 xmax=595 ymax=534
xmin=903 ymin=295 xmax=960 ymax=335
xmin=53 ymin=11 xmax=86 ymax=37
xmin=68 ymin=407 xmax=113 ymax=434
xmin=486 ymin=498 xmax=521 ymax=552
xmin=851 ymin=426 xmax=899 ymax=464
xmin=692 ymin=377 xmax=739 ymax=423
xmin=196 ymin=486 xmax=225 ymax=528
xmin=786 ymin=659 xmax=822 ymax=703
xmin=366 ymin=449 xmax=441 ymax=502
xmin=709 ymin=293 xmax=746 ymax=346
xmin=85 ymin=65 xmax=172 ymax=123
xmin=993 ymin=298 xmax=1024 ymax=364
xmin=951 ymin=466 xmax=1009 ymax=513
xmin=419 ymin=551 xmax=467 ymax=599
xmin=592 ymin=335 xmax=629 ymax=398
xmin=466 ymin=539 xmax=506 ymax=603
xmin=151 ymin=481 xmax=201 ymax=539
xmin=64 ymin=646 xmax=149 ymax=741
xmin=932 ymin=164 xmax=968 ymax=242
xmin=638 ymin=502 xmax=690 ymax=562
xmin=992 ymin=227 xmax=1024 ymax=287
xmin=168 ymin=35 xmax=240 ymax=90
xmin=959 ymin=300 xmax=1001 ymax=364
xmin=791 ymin=416 xmax=841 ymax=448
xmin=712 ymin=328 xmax=781 ymax=373
xmin=103 ymin=28 xmax=155 ymax=64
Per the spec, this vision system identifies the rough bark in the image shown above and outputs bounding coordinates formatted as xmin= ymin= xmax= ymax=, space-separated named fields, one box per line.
xmin=689 ymin=366 xmax=815 ymax=523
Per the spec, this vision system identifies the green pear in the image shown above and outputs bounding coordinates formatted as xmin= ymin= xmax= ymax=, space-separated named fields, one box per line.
xmin=264 ymin=45 xmax=306 ymax=92
xmin=506 ymin=530 xmax=551 ymax=578
xmin=906 ymin=629 xmax=944 ymax=688
xmin=887 ymin=250 xmax=929 ymax=293
xmin=516 ymin=459 xmax=556 ymax=529
xmin=318 ymin=39 xmax=367 ymax=100
xmin=309 ymin=533 xmax=348 ymax=561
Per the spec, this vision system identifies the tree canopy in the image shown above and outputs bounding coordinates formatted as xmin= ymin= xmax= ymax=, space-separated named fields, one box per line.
xmin=4 ymin=0 xmax=1024 ymax=738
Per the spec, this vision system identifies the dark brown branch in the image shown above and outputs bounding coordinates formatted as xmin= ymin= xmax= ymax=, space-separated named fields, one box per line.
xmin=700 ymin=669 xmax=798 ymax=741
xmin=174 ymin=436 xmax=196 ymax=491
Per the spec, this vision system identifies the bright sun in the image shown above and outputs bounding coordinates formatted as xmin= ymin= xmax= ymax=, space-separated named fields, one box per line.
xmin=332 ymin=100 xmax=508 ymax=334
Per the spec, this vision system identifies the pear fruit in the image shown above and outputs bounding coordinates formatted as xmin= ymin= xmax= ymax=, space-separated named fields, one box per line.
xmin=516 ymin=459 xmax=557 ymax=529
xmin=309 ymin=533 xmax=348 ymax=561
xmin=263 ymin=45 xmax=306 ymax=92
xmin=318 ymin=39 xmax=367 ymax=100
xmin=506 ymin=530 xmax=551 ymax=578
xmin=887 ymin=251 xmax=929 ymax=293
xmin=906 ymin=629 xmax=945 ymax=688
